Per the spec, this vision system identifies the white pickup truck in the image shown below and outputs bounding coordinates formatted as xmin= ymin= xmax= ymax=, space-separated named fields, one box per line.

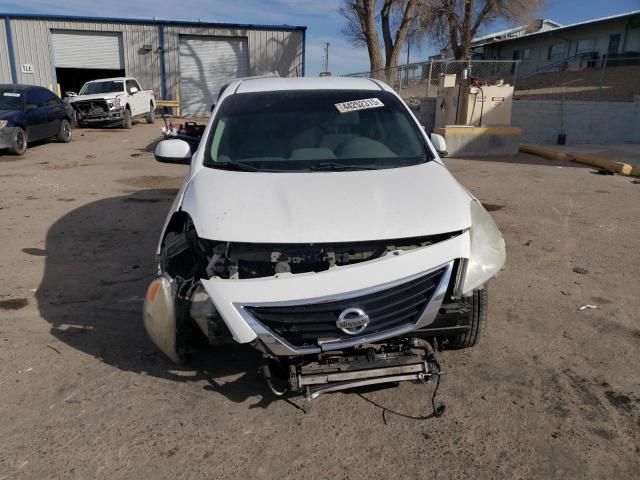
xmin=70 ymin=77 xmax=156 ymax=128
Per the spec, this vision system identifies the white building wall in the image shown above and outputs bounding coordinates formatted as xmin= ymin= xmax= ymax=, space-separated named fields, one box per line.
xmin=484 ymin=18 xmax=638 ymax=63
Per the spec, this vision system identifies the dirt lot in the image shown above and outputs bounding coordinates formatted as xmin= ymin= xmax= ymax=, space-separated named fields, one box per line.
xmin=0 ymin=122 xmax=638 ymax=480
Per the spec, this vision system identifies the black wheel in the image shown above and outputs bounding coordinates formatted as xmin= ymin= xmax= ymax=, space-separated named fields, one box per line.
xmin=146 ymin=104 xmax=155 ymax=124
xmin=447 ymin=287 xmax=487 ymax=349
xmin=57 ymin=119 xmax=72 ymax=143
xmin=9 ymin=127 xmax=27 ymax=155
xmin=122 ymin=109 xmax=132 ymax=129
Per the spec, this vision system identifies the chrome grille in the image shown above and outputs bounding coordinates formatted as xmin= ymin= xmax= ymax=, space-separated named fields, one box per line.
xmin=245 ymin=267 xmax=445 ymax=348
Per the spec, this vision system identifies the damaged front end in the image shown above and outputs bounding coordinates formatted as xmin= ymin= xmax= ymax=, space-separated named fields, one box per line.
xmin=143 ymin=217 xmax=481 ymax=400
xmin=73 ymin=98 xmax=125 ymax=124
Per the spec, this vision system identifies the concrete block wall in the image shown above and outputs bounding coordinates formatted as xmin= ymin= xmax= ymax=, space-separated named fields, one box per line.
xmin=512 ymin=97 xmax=640 ymax=144
xmin=418 ymin=96 xmax=640 ymax=145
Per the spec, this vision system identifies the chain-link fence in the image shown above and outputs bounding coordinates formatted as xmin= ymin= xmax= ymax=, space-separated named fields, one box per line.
xmin=344 ymin=60 xmax=519 ymax=99
xmin=344 ymin=56 xmax=640 ymax=102
xmin=514 ymin=56 xmax=640 ymax=102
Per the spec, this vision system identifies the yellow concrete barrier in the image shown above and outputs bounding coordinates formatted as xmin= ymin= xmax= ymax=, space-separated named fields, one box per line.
xmin=519 ymin=144 xmax=639 ymax=177
xmin=519 ymin=144 xmax=572 ymax=161
xmin=572 ymin=154 xmax=634 ymax=175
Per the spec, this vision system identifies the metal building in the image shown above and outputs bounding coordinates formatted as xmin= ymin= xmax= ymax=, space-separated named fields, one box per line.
xmin=0 ymin=13 xmax=306 ymax=115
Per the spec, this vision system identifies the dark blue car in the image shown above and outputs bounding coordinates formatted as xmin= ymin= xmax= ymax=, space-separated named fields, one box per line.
xmin=0 ymin=84 xmax=73 ymax=155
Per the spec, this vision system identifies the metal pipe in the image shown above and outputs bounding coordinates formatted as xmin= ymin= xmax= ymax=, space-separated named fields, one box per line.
xmin=158 ymin=24 xmax=167 ymax=100
xmin=4 ymin=17 xmax=17 ymax=84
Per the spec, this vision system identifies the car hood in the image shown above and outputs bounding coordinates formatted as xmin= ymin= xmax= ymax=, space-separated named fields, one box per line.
xmin=180 ymin=161 xmax=472 ymax=244
xmin=70 ymin=93 xmax=122 ymax=102
xmin=0 ymin=110 xmax=22 ymax=123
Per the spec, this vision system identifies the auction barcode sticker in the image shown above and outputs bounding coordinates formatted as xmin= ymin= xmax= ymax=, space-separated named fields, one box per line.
xmin=335 ymin=98 xmax=384 ymax=113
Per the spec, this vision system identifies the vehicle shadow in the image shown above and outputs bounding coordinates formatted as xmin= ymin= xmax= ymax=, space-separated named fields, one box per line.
xmin=33 ymin=189 xmax=275 ymax=407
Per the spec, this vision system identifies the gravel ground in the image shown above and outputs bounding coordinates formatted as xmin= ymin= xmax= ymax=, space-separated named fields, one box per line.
xmin=0 ymin=122 xmax=638 ymax=480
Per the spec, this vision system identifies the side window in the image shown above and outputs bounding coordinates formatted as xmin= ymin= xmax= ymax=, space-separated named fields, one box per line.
xmin=25 ymin=89 xmax=39 ymax=108
xmin=40 ymin=89 xmax=60 ymax=107
xmin=126 ymin=80 xmax=140 ymax=94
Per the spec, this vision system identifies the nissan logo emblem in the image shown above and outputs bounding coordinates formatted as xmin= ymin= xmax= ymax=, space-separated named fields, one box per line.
xmin=336 ymin=308 xmax=369 ymax=335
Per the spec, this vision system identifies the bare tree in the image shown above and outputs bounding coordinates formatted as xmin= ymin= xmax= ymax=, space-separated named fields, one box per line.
xmin=339 ymin=0 xmax=427 ymax=82
xmin=426 ymin=0 xmax=544 ymax=60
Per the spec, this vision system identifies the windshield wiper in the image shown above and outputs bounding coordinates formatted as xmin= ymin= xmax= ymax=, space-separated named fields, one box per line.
xmin=210 ymin=161 xmax=261 ymax=172
xmin=308 ymin=162 xmax=378 ymax=171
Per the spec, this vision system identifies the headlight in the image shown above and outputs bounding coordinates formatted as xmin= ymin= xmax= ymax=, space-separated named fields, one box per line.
xmin=460 ymin=200 xmax=506 ymax=295
xmin=0 ymin=120 xmax=7 ymax=129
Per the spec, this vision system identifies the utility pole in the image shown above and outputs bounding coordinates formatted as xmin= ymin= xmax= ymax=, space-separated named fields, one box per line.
xmin=320 ymin=42 xmax=331 ymax=76
xmin=324 ymin=42 xmax=330 ymax=72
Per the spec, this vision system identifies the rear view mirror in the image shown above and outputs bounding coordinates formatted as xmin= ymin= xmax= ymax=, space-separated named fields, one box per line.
xmin=154 ymin=139 xmax=192 ymax=164
xmin=430 ymin=133 xmax=448 ymax=157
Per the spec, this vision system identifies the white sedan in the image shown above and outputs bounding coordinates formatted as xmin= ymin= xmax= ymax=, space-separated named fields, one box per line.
xmin=144 ymin=76 xmax=505 ymax=400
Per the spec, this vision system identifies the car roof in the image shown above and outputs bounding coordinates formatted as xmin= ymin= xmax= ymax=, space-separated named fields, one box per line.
xmin=85 ymin=77 xmax=129 ymax=83
xmin=0 ymin=84 xmax=36 ymax=91
xmin=233 ymin=76 xmax=393 ymax=94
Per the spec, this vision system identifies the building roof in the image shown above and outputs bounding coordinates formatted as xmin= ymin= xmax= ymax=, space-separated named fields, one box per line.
xmin=0 ymin=12 xmax=306 ymax=32
xmin=472 ymin=20 xmax=561 ymax=46
xmin=474 ymin=9 xmax=640 ymax=47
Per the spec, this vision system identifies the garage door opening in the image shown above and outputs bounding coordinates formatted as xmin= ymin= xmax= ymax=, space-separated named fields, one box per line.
xmin=56 ymin=67 xmax=125 ymax=98
xmin=52 ymin=30 xmax=125 ymax=99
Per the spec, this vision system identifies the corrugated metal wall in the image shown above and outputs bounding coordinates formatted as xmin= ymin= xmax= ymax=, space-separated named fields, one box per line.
xmin=1 ymin=17 xmax=303 ymax=99
xmin=8 ymin=19 xmax=162 ymax=94
xmin=0 ymin=19 xmax=12 ymax=83
xmin=163 ymin=26 xmax=303 ymax=99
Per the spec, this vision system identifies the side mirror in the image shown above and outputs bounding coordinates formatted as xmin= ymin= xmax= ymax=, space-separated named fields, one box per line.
xmin=154 ymin=139 xmax=192 ymax=164
xmin=430 ymin=133 xmax=448 ymax=157
xmin=129 ymin=87 xmax=139 ymax=94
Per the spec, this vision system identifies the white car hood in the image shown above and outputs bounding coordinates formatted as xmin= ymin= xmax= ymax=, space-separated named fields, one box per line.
xmin=70 ymin=93 xmax=121 ymax=102
xmin=180 ymin=161 xmax=472 ymax=243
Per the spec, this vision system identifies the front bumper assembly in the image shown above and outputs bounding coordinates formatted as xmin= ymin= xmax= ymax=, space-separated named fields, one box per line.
xmin=0 ymin=127 xmax=18 ymax=149
xmin=76 ymin=107 xmax=125 ymax=124
xmin=288 ymin=345 xmax=441 ymax=399
xmin=144 ymin=232 xmax=470 ymax=362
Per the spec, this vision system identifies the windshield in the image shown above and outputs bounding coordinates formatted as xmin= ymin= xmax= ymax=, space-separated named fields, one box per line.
xmin=0 ymin=90 xmax=23 ymax=110
xmin=79 ymin=81 xmax=124 ymax=95
xmin=204 ymin=89 xmax=431 ymax=172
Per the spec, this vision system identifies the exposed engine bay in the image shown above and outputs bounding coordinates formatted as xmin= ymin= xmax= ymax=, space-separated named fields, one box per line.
xmin=160 ymin=220 xmax=461 ymax=281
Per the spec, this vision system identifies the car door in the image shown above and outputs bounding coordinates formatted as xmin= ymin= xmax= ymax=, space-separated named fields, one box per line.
xmin=39 ymin=89 xmax=64 ymax=137
xmin=23 ymin=88 xmax=48 ymax=141
xmin=126 ymin=79 xmax=145 ymax=116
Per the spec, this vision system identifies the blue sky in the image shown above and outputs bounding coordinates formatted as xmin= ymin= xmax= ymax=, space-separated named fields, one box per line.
xmin=1 ymin=0 xmax=639 ymax=74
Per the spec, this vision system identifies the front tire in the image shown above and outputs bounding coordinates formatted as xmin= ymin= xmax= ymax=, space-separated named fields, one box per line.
xmin=57 ymin=119 xmax=72 ymax=143
xmin=122 ymin=109 xmax=132 ymax=129
xmin=146 ymin=104 xmax=155 ymax=124
xmin=9 ymin=127 xmax=27 ymax=155
xmin=447 ymin=287 xmax=487 ymax=349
